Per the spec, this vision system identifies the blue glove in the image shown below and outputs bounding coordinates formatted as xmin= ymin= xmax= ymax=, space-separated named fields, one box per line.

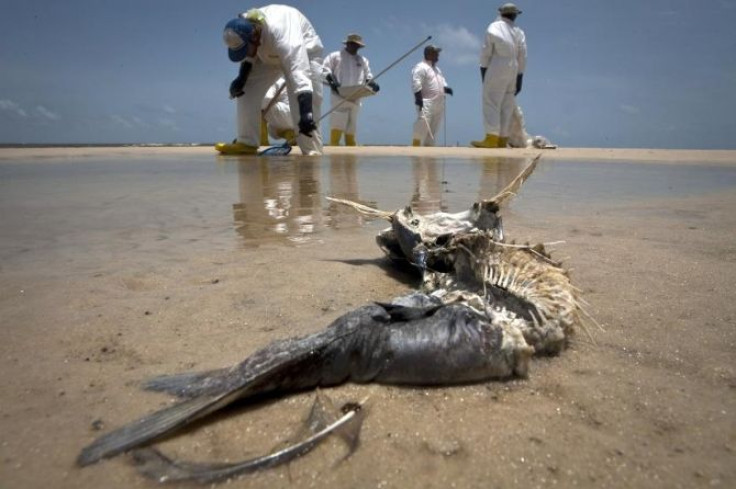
xmin=229 ymin=61 xmax=252 ymax=98
xmin=297 ymin=92 xmax=317 ymax=137
xmin=444 ymin=86 xmax=453 ymax=96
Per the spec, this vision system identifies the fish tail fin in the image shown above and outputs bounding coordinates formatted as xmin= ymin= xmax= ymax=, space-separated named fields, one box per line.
xmin=78 ymin=334 xmax=339 ymax=466
xmin=77 ymin=391 xmax=236 ymax=466
xmin=142 ymin=368 xmax=232 ymax=398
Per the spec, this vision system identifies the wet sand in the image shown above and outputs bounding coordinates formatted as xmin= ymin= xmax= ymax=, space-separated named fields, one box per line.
xmin=1 ymin=146 xmax=735 ymax=488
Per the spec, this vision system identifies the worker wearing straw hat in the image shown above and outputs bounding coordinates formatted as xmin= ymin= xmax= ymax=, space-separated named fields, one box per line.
xmin=322 ymin=34 xmax=379 ymax=146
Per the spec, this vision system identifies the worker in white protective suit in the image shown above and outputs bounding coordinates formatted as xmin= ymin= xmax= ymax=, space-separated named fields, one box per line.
xmin=472 ymin=3 xmax=526 ymax=149
xmin=323 ymin=34 xmax=379 ymax=146
xmin=260 ymin=77 xmax=296 ymax=146
xmin=411 ymin=45 xmax=453 ymax=147
xmin=216 ymin=5 xmax=324 ymax=156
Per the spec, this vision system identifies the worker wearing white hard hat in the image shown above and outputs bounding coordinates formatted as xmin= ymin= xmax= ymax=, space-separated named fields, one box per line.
xmin=323 ymin=34 xmax=379 ymax=146
xmin=472 ymin=3 xmax=527 ymax=148
xmin=216 ymin=5 xmax=324 ymax=156
xmin=411 ymin=45 xmax=453 ymax=147
xmin=260 ymin=77 xmax=296 ymax=146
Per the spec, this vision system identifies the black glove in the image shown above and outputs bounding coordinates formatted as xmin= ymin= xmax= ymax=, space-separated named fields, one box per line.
xmin=444 ymin=86 xmax=453 ymax=96
xmin=414 ymin=91 xmax=423 ymax=110
xmin=325 ymin=73 xmax=340 ymax=95
xmin=515 ymin=73 xmax=523 ymax=95
xmin=229 ymin=78 xmax=245 ymax=98
xmin=367 ymin=79 xmax=380 ymax=93
xmin=480 ymin=67 xmax=487 ymax=82
xmin=229 ymin=61 xmax=253 ymax=99
xmin=297 ymin=92 xmax=317 ymax=137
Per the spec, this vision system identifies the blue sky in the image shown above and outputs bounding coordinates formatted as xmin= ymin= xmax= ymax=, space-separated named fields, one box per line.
xmin=1 ymin=0 xmax=735 ymax=149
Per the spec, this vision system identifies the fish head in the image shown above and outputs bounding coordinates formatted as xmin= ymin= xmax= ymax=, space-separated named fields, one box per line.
xmin=391 ymin=206 xmax=426 ymax=264
xmin=472 ymin=201 xmax=504 ymax=241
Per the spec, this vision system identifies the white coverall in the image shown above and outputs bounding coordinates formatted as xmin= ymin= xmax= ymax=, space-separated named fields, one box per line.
xmin=261 ymin=77 xmax=294 ymax=139
xmin=507 ymin=104 xmax=530 ymax=148
xmin=411 ymin=60 xmax=448 ymax=147
xmin=235 ymin=5 xmax=324 ymax=155
xmin=322 ymin=49 xmax=373 ymax=136
xmin=479 ymin=16 xmax=526 ymax=138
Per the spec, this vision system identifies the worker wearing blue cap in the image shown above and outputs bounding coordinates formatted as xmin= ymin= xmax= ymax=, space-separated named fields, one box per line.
xmin=216 ymin=5 xmax=324 ymax=155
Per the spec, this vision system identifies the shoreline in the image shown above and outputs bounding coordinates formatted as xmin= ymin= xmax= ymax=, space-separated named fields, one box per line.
xmin=1 ymin=145 xmax=735 ymax=165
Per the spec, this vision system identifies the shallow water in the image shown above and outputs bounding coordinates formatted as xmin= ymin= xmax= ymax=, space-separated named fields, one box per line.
xmin=1 ymin=154 xmax=734 ymax=274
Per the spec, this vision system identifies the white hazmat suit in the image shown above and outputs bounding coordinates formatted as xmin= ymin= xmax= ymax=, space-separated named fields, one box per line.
xmin=261 ymin=77 xmax=295 ymax=143
xmin=411 ymin=60 xmax=448 ymax=147
xmin=234 ymin=5 xmax=324 ymax=155
xmin=477 ymin=15 xmax=526 ymax=145
xmin=323 ymin=49 xmax=373 ymax=145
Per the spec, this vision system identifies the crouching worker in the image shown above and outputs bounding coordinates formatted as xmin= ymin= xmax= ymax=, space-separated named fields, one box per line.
xmin=261 ymin=77 xmax=297 ymax=146
xmin=216 ymin=5 xmax=324 ymax=156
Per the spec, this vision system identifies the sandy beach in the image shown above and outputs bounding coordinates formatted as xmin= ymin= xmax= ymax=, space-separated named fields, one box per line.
xmin=1 ymin=146 xmax=735 ymax=488
xmin=3 ymin=145 xmax=736 ymax=165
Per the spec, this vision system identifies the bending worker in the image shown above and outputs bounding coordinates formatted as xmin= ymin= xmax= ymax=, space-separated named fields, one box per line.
xmin=411 ymin=45 xmax=453 ymax=147
xmin=260 ymin=77 xmax=296 ymax=146
xmin=322 ymin=34 xmax=379 ymax=146
xmin=472 ymin=3 xmax=527 ymax=149
xmin=216 ymin=5 xmax=324 ymax=156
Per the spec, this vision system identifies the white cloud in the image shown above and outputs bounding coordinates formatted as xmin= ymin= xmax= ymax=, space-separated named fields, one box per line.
xmin=0 ymin=99 xmax=28 ymax=117
xmin=110 ymin=114 xmax=149 ymax=129
xmin=36 ymin=105 xmax=60 ymax=120
xmin=373 ymin=20 xmax=481 ymax=66
xmin=427 ymin=24 xmax=482 ymax=66
xmin=619 ymin=104 xmax=640 ymax=115
xmin=162 ymin=105 xmax=176 ymax=114
xmin=110 ymin=114 xmax=134 ymax=128
xmin=435 ymin=24 xmax=481 ymax=51
xmin=157 ymin=118 xmax=179 ymax=131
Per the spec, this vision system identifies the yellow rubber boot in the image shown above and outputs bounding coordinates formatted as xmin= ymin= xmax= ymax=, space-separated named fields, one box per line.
xmin=345 ymin=134 xmax=357 ymax=146
xmin=412 ymin=139 xmax=421 ymax=147
xmin=280 ymin=129 xmax=297 ymax=145
xmin=330 ymin=129 xmax=343 ymax=146
xmin=498 ymin=137 xmax=509 ymax=148
xmin=215 ymin=140 xmax=258 ymax=155
xmin=471 ymin=134 xmax=500 ymax=148
xmin=260 ymin=116 xmax=270 ymax=146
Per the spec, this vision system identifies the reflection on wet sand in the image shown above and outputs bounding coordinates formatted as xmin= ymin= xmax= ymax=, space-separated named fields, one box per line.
xmin=232 ymin=155 xmax=530 ymax=246
xmin=410 ymin=157 xmax=445 ymax=215
xmin=478 ymin=157 xmax=526 ymax=201
xmin=325 ymin=155 xmax=374 ymax=230
xmin=233 ymin=158 xmax=323 ymax=244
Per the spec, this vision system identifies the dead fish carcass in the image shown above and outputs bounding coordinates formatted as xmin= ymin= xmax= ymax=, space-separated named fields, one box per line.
xmin=78 ymin=293 xmax=533 ymax=467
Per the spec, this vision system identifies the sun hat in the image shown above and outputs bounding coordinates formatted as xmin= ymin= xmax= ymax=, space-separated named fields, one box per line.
xmin=343 ymin=33 xmax=365 ymax=47
xmin=499 ymin=3 xmax=522 ymax=15
xmin=223 ymin=17 xmax=255 ymax=62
